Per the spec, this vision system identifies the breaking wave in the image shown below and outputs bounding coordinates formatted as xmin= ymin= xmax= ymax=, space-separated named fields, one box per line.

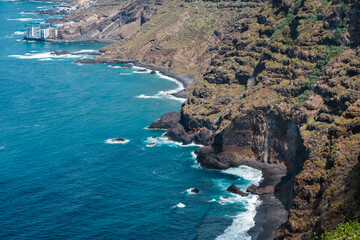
xmin=135 ymin=68 xmax=186 ymax=102
xmin=144 ymin=134 xmax=203 ymax=148
xmin=105 ymin=138 xmax=130 ymax=144
xmin=9 ymin=52 xmax=83 ymax=61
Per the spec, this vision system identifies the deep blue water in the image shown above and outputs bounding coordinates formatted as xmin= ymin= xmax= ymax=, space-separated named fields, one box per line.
xmin=0 ymin=1 xmax=262 ymax=239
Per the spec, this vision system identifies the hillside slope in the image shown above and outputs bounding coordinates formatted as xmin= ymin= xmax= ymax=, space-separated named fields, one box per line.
xmin=60 ymin=0 xmax=360 ymax=239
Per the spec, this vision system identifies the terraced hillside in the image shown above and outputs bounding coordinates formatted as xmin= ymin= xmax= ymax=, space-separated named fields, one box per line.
xmin=60 ymin=0 xmax=360 ymax=239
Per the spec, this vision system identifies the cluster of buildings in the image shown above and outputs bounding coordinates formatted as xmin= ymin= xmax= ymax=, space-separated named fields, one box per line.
xmin=25 ymin=23 xmax=59 ymax=40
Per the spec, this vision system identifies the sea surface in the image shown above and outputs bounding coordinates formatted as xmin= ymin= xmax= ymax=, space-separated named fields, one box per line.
xmin=0 ymin=1 xmax=263 ymax=239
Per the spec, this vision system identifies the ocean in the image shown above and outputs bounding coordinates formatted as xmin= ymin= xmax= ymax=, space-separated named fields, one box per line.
xmin=0 ymin=1 xmax=262 ymax=239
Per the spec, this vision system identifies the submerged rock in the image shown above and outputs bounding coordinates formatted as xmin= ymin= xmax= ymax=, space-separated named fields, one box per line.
xmin=147 ymin=142 xmax=155 ymax=146
xmin=191 ymin=188 xmax=200 ymax=194
xmin=49 ymin=50 xmax=71 ymax=55
xmin=113 ymin=138 xmax=126 ymax=142
xmin=227 ymin=184 xmax=249 ymax=197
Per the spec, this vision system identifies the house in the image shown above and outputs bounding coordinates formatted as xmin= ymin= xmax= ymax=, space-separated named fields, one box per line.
xmin=40 ymin=26 xmax=50 ymax=40
xmin=26 ymin=23 xmax=41 ymax=39
xmin=25 ymin=23 xmax=58 ymax=40
xmin=48 ymin=27 xmax=58 ymax=39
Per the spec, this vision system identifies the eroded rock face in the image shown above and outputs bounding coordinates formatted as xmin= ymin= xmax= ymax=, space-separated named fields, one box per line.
xmin=158 ymin=0 xmax=360 ymax=238
xmin=227 ymin=184 xmax=249 ymax=197
xmin=149 ymin=111 xmax=180 ymax=129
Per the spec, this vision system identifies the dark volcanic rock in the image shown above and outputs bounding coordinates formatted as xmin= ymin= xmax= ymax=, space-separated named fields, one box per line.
xmin=150 ymin=70 xmax=156 ymax=74
xmin=113 ymin=138 xmax=126 ymax=142
xmin=227 ymin=184 xmax=249 ymax=197
xmin=149 ymin=111 xmax=180 ymax=129
xmin=151 ymin=136 xmax=157 ymax=138
xmin=49 ymin=50 xmax=71 ymax=55
xmin=165 ymin=123 xmax=194 ymax=144
xmin=75 ymin=58 xmax=134 ymax=64
xmin=247 ymin=184 xmax=259 ymax=194
xmin=191 ymin=188 xmax=200 ymax=194
xmin=247 ymin=184 xmax=275 ymax=195
xmin=137 ymin=69 xmax=147 ymax=72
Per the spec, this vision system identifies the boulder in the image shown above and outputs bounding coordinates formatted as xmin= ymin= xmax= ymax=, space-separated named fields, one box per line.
xmin=246 ymin=184 xmax=275 ymax=195
xmin=227 ymin=184 xmax=249 ymax=197
xmin=149 ymin=111 xmax=181 ymax=129
xmin=191 ymin=188 xmax=200 ymax=194
xmin=113 ymin=138 xmax=126 ymax=142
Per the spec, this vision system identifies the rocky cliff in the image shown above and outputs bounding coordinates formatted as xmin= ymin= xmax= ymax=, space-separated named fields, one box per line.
xmin=60 ymin=0 xmax=360 ymax=239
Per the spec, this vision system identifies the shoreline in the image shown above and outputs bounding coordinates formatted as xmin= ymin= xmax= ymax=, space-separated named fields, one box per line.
xmin=199 ymin=157 xmax=289 ymax=240
xmin=77 ymin=57 xmax=289 ymax=239
xmin=247 ymin=164 xmax=289 ymax=240
xmin=75 ymin=58 xmax=194 ymax=98
xmin=16 ymin=2 xmax=286 ymax=240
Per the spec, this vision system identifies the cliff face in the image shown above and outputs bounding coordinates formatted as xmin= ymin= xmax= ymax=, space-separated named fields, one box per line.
xmin=62 ymin=0 xmax=360 ymax=238
xmin=171 ymin=0 xmax=360 ymax=238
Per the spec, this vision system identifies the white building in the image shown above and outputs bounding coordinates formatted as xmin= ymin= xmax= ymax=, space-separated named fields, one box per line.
xmin=26 ymin=23 xmax=41 ymax=38
xmin=40 ymin=27 xmax=50 ymax=39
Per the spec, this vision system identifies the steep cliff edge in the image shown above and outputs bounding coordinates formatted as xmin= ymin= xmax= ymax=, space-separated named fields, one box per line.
xmin=161 ymin=0 xmax=360 ymax=238
xmin=60 ymin=0 xmax=360 ymax=238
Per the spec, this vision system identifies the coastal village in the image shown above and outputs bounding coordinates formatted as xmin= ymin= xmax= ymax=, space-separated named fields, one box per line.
xmin=24 ymin=0 xmax=96 ymax=41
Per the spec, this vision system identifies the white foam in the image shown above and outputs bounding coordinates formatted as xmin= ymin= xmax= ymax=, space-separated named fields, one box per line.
xmin=7 ymin=18 xmax=42 ymax=21
xmin=105 ymin=138 xmax=130 ymax=144
xmin=134 ymin=69 xmax=186 ymax=102
xmin=191 ymin=151 xmax=201 ymax=169
xmin=221 ymin=166 xmax=263 ymax=185
xmin=9 ymin=52 xmax=82 ymax=60
xmin=73 ymin=49 xmax=97 ymax=54
xmin=213 ymin=166 xmax=263 ymax=240
xmin=209 ymin=199 xmax=216 ymax=202
xmin=132 ymin=65 xmax=151 ymax=73
xmin=0 ymin=146 xmax=5 ymax=150
xmin=216 ymin=195 xmax=260 ymax=240
xmin=14 ymin=31 xmax=25 ymax=35
xmin=174 ymin=202 xmax=186 ymax=208
xmin=21 ymin=12 xmax=35 ymax=15
xmin=186 ymin=188 xmax=198 ymax=195
xmin=144 ymin=134 xmax=203 ymax=148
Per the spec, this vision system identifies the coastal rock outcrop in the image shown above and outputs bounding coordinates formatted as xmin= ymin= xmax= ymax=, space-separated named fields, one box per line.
xmin=227 ymin=184 xmax=249 ymax=197
xmin=148 ymin=111 xmax=180 ymax=129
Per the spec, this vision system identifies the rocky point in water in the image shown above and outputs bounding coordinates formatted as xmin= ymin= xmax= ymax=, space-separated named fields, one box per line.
xmin=191 ymin=188 xmax=200 ymax=194
xmin=227 ymin=184 xmax=249 ymax=197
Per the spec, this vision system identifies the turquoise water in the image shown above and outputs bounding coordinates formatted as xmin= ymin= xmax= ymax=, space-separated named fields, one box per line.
xmin=0 ymin=1 xmax=262 ymax=239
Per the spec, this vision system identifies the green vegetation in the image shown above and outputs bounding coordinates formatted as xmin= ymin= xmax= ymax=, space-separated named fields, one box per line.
xmin=305 ymin=46 xmax=344 ymax=88
xmin=297 ymin=89 xmax=313 ymax=103
xmin=305 ymin=0 xmax=330 ymax=25
xmin=334 ymin=27 xmax=346 ymax=43
xmin=318 ymin=0 xmax=330 ymax=13
xmin=272 ymin=13 xmax=295 ymax=37
xmin=320 ymin=220 xmax=360 ymax=239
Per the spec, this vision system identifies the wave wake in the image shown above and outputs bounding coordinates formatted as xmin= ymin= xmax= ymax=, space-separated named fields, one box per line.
xmin=134 ymin=67 xmax=186 ymax=102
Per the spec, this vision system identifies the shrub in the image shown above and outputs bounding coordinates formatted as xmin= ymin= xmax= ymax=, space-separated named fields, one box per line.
xmin=321 ymin=220 xmax=360 ymax=239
